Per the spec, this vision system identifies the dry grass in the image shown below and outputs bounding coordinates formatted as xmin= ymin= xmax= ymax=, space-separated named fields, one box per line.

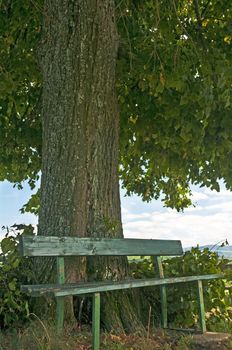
xmin=0 ymin=321 xmax=194 ymax=350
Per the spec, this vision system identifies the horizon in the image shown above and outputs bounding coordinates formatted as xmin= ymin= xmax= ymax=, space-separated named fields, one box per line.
xmin=0 ymin=180 xmax=232 ymax=248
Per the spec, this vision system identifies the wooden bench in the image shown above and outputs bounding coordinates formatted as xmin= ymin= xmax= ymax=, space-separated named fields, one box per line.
xmin=19 ymin=236 xmax=224 ymax=350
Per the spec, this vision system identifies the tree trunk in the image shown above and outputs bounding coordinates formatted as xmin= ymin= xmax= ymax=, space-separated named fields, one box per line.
xmin=37 ymin=0 xmax=144 ymax=332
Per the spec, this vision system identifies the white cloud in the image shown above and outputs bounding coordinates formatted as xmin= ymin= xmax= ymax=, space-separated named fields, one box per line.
xmin=121 ymin=186 xmax=232 ymax=247
xmin=191 ymin=191 xmax=209 ymax=201
xmin=122 ymin=212 xmax=152 ymax=221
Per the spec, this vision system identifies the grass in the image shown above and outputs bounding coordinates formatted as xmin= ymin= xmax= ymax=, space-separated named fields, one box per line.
xmin=1 ymin=319 xmax=232 ymax=350
xmin=0 ymin=321 xmax=195 ymax=350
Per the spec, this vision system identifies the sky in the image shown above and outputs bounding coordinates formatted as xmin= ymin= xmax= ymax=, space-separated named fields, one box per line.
xmin=0 ymin=180 xmax=232 ymax=248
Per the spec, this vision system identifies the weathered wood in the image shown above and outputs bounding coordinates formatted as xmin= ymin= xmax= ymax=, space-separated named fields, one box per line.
xmin=56 ymin=257 xmax=65 ymax=333
xmin=20 ymin=274 xmax=223 ymax=297
xmin=155 ymin=256 xmax=168 ymax=328
xmin=92 ymin=293 xmax=101 ymax=350
xmin=19 ymin=236 xmax=183 ymax=257
xmin=197 ymin=280 xmax=207 ymax=333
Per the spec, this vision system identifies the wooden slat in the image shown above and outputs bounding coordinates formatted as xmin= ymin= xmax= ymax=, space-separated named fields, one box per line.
xmin=21 ymin=274 xmax=223 ymax=297
xmin=19 ymin=236 xmax=183 ymax=257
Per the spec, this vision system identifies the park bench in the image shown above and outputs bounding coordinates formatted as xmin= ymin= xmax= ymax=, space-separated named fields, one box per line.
xmin=19 ymin=236 xmax=224 ymax=350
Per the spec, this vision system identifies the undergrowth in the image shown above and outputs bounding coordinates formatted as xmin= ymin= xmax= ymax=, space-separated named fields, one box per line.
xmin=0 ymin=320 xmax=194 ymax=350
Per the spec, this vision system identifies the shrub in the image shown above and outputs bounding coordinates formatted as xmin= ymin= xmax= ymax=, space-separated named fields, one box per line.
xmin=130 ymin=247 xmax=232 ymax=331
xmin=0 ymin=225 xmax=35 ymax=329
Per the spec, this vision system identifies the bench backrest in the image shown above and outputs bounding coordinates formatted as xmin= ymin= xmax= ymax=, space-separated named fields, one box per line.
xmin=19 ymin=236 xmax=183 ymax=257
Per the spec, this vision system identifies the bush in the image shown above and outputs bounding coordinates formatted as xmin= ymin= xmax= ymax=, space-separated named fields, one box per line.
xmin=0 ymin=225 xmax=35 ymax=329
xmin=130 ymin=247 xmax=232 ymax=331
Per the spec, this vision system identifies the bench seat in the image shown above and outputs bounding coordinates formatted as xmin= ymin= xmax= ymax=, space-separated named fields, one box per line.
xmin=21 ymin=273 xmax=223 ymax=297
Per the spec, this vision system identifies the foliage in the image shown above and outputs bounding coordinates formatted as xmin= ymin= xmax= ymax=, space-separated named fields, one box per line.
xmin=20 ymin=189 xmax=40 ymax=215
xmin=117 ymin=0 xmax=232 ymax=210
xmin=0 ymin=225 xmax=35 ymax=329
xmin=164 ymin=247 xmax=232 ymax=329
xmin=0 ymin=1 xmax=232 ymax=210
xmin=130 ymin=247 xmax=232 ymax=330
xmin=0 ymin=0 xmax=42 ymax=189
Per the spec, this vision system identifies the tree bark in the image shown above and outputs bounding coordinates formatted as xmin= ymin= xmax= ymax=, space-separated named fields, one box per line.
xmin=37 ymin=0 xmax=143 ymax=332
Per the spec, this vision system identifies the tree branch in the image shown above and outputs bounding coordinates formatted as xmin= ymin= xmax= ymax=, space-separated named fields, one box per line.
xmin=193 ymin=0 xmax=202 ymax=26
xmin=193 ymin=0 xmax=208 ymax=52
xmin=201 ymin=0 xmax=211 ymax=19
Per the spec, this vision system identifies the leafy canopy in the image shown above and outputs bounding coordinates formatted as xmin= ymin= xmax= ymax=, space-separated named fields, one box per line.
xmin=0 ymin=0 xmax=232 ymax=210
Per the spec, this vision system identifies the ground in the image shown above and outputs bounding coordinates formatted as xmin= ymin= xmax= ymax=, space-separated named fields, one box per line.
xmin=1 ymin=322 xmax=232 ymax=350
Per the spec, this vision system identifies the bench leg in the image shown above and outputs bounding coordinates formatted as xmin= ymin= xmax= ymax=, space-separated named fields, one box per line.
xmin=56 ymin=296 xmax=64 ymax=333
xmin=56 ymin=257 xmax=65 ymax=333
xmin=92 ymin=293 xmax=101 ymax=350
xmin=196 ymin=280 xmax=206 ymax=333
xmin=160 ymin=286 xmax=168 ymax=328
xmin=155 ymin=257 xmax=168 ymax=328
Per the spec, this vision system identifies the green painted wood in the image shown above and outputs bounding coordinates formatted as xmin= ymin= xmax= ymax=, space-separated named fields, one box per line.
xmin=196 ymin=280 xmax=207 ymax=333
xmin=92 ymin=293 xmax=100 ymax=350
xmin=56 ymin=257 xmax=65 ymax=333
xmin=57 ymin=257 xmax=65 ymax=284
xmin=20 ymin=273 xmax=223 ymax=297
xmin=19 ymin=236 xmax=183 ymax=257
xmin=155 ymin=257 xmax=168 ymax=328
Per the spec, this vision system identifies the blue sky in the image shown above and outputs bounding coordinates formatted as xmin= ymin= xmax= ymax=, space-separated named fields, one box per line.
xmin=0 ymin=180 xmax=231 ymax=247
